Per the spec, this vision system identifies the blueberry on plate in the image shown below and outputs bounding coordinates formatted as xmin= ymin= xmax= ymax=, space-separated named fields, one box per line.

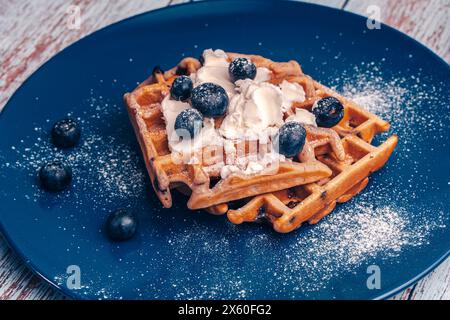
xmin=312 ymin=97 xmax=344 ymax=128
xmin=274 ymin=121 xmax=307 ymax=158
xmin=38 ymin=161 xmax=72 ymax=192
xmin=191 ymin=83 xmax=229 ymax=117
xmin=105 ymin=209 xmax=138 ymax=241
xmin=170 ymin=75 xmax=193 ymax=101
xmin=175 ymin=108 xmax=203 ymax=139
xmin=229 ymin=57 xmax=257 ymax=82
xmin=51 ymin=118 xmax=81 ymax=148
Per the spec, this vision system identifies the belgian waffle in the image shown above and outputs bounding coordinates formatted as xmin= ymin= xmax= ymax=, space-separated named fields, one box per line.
xmin=124 ymin=52 xmax=397 ymax=233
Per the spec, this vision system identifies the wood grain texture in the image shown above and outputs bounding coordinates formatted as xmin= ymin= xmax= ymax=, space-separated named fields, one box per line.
xmin=0 ymin=0 xmax=448 ymax=300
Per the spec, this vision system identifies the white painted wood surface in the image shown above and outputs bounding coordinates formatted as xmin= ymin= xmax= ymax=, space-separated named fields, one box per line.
xmin=0 ymin=0 xmax=448 ymax=300
xmin=346 ymin=0 xmax=450 ymax=62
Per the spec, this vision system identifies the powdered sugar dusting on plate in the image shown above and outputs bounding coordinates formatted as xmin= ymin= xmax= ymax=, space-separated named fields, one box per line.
xmin=331 ymin=62 xmax=448 ymax=142
xmin=4 ymin=91 xmax=146 ymax=211
xmin=1 ymin=62 xmax=448 ymax=299
xmin=156 ymin=199 xmax=445 ymax=298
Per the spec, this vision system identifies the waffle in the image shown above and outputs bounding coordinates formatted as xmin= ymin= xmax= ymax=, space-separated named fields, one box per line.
xmin=124 ymin=52 xmax=397 ymax=233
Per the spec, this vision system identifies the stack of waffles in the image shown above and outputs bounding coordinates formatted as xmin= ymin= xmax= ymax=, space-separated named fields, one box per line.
xmin=124 ymin=51 xmax=397 ymax=233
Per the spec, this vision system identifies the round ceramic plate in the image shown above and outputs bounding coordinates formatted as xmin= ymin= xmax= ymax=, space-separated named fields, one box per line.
xmin=0 ymin=0 xmax=449 ymax=300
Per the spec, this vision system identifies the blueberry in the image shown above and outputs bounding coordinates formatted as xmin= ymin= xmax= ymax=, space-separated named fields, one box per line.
xmin=312 ymin=97 xmax=344 ymax=128
xmin=229 ymin=58 xmax=257 ymax=82
xmin=38 ymin=161 xmax=72 ymax=192
xmin=105 ymin=209 xmax=138 ymax=241
xmin=170 ymin=75 xmax=193 ymax=101
xmin=191 ymin=83 xmax=229 ymax=117
xmin=274 ymin=122 xmax=307 ymax=158
xmin=175 ymin=108 xmax=203 ymax=139
xmin=51 ymin=118 xmax=81 ymax=148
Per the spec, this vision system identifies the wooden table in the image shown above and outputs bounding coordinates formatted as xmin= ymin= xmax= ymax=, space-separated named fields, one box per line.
xmin=0 ymin=0 xmax=449 ymax=300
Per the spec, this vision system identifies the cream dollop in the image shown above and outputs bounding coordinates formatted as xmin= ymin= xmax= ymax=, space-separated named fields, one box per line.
xmin=285 ymin=108 xmax=317 ymax=127
xmin=219 ymin=151 xmax=287 ymax=179
xmin=161 ymin=49 xmax=316 ymax=179
xmin=219 ymin=79 xmax=284 ymax=139
xmin=160 ymin=95 xmax=222 ymax=154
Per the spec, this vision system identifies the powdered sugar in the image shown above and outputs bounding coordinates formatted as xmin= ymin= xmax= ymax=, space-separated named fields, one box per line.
xmin=153 ymin=61 xmax=448 ymax=298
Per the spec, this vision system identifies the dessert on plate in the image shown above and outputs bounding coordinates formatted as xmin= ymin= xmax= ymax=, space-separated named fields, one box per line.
xmin=124 ymin=49 xmax=397 ymax=233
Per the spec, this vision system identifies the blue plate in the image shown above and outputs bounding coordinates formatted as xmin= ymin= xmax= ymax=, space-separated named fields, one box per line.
xmin=0 ymin=0 xmax=449 ymax=300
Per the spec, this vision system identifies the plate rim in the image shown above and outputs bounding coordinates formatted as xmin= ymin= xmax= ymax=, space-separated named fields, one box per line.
xmin=0 ymin=0 xmax=449 ymax=300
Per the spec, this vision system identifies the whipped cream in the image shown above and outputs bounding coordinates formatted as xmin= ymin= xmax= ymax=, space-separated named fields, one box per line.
xmin=160 ymin=49 xmax=316 ymax=179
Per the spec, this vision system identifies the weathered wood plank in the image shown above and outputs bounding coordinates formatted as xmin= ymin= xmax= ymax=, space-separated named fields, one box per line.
xmin=0 ymin=0 xmax=448 ymax=300
xmin=390 ymin=258 xmax=450 ymax=300
xmin=171 ymin=0 xmax=346 ymax=8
